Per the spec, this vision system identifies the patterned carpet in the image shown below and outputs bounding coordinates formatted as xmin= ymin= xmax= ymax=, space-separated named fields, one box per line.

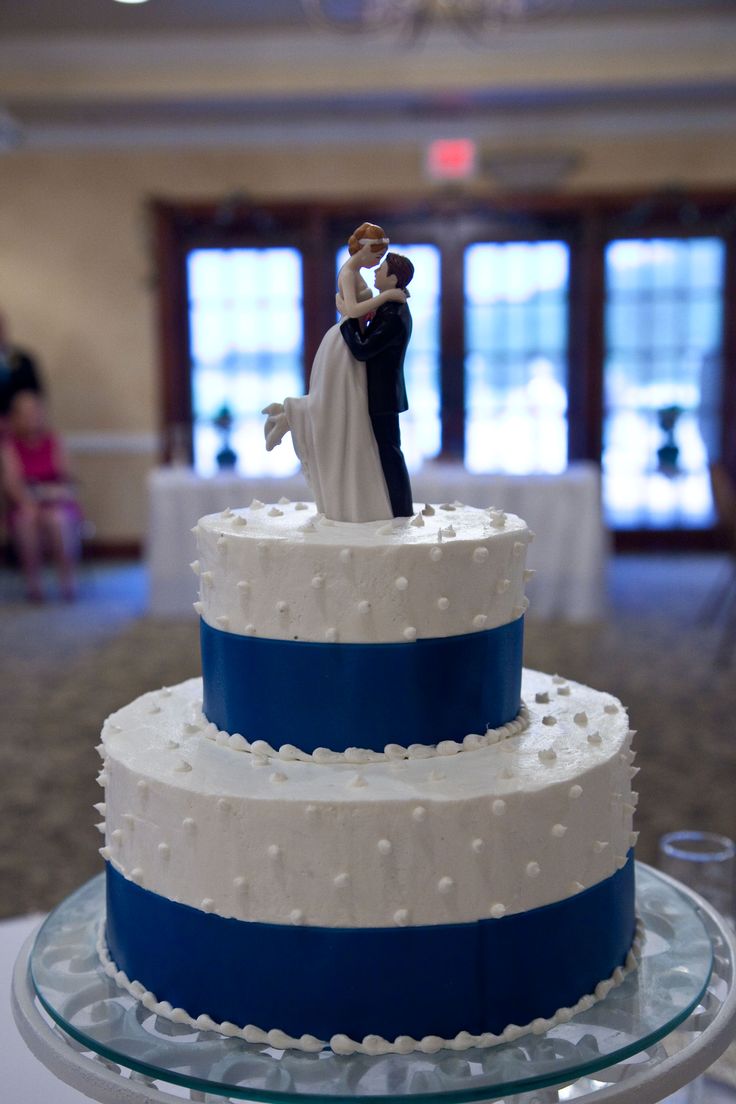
xmin=1 ymin=555 xmax=735 ymax=919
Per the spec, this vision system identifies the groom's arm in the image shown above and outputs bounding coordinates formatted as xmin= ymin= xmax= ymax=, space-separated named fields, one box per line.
xmin=340 ymin=310 xmax=402 ymax=362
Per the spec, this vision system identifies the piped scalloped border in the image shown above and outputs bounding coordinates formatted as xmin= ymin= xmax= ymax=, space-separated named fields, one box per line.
xmin=194 ymin=702 xmax=530 ymax=763
xmin=97 ymin=917 xmax=643 ymax=1055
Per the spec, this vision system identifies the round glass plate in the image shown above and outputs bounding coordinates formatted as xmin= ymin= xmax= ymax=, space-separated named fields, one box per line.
xmin=29 ymin=863 xmax=713 ymax=1103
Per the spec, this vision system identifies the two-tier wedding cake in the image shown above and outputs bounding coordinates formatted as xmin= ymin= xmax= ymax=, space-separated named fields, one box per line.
xmin=95 ymin=499 xmax=639 ymax=1054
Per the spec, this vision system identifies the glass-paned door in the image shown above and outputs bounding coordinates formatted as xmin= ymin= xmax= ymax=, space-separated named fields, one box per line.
xmin=603 ymin=237 xmax=725 ymax=527
xmin=464 ymin=241 xmax=570 ymax=474
xmin=335 ymin=243 xmax=441 ymax=469
xmin=187 ymin=247 xmax=304 ymax=476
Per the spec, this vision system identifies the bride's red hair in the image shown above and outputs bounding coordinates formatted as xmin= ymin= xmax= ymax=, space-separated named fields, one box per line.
xmin=348 ymin=222 xmax=388 ymax=256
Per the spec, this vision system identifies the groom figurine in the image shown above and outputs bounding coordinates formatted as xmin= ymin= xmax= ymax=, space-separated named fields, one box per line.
xmin=340 ymin=252 xmax=415 ymax=518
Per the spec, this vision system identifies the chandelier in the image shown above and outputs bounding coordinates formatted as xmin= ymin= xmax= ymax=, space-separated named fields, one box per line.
xmin=301 ymin=0 xmax=569 ymax=38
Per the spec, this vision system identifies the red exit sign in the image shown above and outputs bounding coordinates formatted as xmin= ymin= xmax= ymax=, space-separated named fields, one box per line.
xmin=426 ymin=139 xmax=477 ymax=181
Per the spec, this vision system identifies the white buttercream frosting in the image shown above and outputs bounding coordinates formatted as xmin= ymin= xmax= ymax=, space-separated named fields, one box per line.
xmin=193 ymin=703 xmax=530 ymax=763
xmin=193 ymin=503 xmax=530 ymax=643
xmin=100 ymin=671 xmax=635 ymax=930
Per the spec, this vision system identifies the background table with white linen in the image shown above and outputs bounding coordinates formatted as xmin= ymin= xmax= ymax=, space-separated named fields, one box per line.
xmin=147 ymin=462 xmax=607 ymax=621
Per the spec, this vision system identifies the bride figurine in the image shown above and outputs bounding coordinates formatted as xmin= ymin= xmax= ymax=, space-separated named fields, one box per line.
xmin=263 ymin=222 xmax=413 ymax=523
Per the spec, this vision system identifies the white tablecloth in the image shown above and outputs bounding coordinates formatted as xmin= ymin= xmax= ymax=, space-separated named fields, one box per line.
xmin=2 ymin=914 xmax=89 ymax=1102
xmin=147 ymin=463 xmax=607 ymax=621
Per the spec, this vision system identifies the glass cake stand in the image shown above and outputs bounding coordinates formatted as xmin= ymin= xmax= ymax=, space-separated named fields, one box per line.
xmin=11 ymin=864 xmax=736 ymax=1104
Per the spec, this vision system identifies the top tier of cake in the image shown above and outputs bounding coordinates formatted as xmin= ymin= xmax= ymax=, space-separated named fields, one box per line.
xmin=193 ymin=501 xmax=531 ymax=644
xmin=192 ymin=501 xmax=532 ymax=756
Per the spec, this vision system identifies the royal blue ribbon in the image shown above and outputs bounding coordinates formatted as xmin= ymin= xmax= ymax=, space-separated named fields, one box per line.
xmin=106 ymin=855 xmax=636 ymax=1044
xmin=200 ymin=616 xmax=524 ymax=754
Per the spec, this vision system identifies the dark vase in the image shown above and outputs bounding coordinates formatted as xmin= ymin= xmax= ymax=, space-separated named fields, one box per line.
xmin=213 ymin=405 xmax=238 ymax=471
xmin=656 ymin=405 xmax=682 ymax=475
xmin=216 ymin=443 xmax=238 ymax=470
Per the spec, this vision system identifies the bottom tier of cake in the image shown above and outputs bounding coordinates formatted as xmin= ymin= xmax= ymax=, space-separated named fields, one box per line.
xmin=100 ymin=856 xmax=639 ymax=1053
xmin=97 ymin=669 xmax=639 ymax=1053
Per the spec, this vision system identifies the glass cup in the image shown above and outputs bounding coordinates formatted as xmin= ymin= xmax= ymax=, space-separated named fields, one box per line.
xmin=658 ymin=830 xmax=736 ymax=926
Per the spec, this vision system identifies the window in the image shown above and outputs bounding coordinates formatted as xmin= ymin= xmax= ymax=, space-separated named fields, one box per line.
xmin=158 ymin=197 xmax=735 ymax=544
xmin=464 ymin=242 xmax=570 ymax=474
xmin=187 ymin=247 xmax=303 ymax=476
xmin=603 ymin=237 xmax=725 ymax=527
xmin=335 ymin=243 xmax=442 ymax=469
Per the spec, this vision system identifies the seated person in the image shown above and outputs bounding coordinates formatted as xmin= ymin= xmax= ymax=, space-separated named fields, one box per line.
xmin=0 ymin=309 xmax=44 ymax=424
xmin=1 ymin=390 xmax=83 ymax=601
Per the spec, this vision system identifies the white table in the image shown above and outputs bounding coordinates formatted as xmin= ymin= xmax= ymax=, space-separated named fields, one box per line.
xmin=1 ymin=915 xmax=88 ymax=1103
xmin=147 ymin=462 xmax=607 ymax=621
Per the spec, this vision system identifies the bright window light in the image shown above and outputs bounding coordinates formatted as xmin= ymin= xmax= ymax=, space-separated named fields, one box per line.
xmin=187 ymin=247 xmax=304 ymax=477
xmin=464 ymin=241 xmax=570 ymax=475
xmin=602 ymin=237 xmax=724 ymax=529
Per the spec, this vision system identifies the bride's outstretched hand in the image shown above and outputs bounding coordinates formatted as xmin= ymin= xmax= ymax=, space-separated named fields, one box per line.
xmin=370 ymin=287 xmax=407 ymax=309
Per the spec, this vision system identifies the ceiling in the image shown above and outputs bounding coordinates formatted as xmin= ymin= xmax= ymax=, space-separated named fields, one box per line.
xmin=1 ymin=1 xmax=735 ymax=153
xmin=0 ymin=0 xmax=307 ymax=35
xmin=0 ymin=0 xmax=731 ymax=35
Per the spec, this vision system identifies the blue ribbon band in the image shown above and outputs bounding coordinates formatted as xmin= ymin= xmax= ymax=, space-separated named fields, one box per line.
xmin=200 ymin=616 xmax=524 ymax=754
xmin=106 ymin=855 xmax=636 ymax=1044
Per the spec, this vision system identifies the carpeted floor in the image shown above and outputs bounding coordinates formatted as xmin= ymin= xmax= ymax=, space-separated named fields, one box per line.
xmin=1 ymin=554 xmax=735 ymax=919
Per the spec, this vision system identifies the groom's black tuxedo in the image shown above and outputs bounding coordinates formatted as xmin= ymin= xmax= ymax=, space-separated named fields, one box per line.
xmin=341 ymin=301 xmax=411 ymax=415
xmin=340 ymin=302 xmax=414 ymax=518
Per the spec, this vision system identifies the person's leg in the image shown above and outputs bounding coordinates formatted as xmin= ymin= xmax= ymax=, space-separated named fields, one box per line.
xmin=370 ymin=414 xmax=414 ymax=518
xmin=10 ymin=502 xmax=44 ymax=601
xmin=40 ymin=504 xmax=80 ymax=600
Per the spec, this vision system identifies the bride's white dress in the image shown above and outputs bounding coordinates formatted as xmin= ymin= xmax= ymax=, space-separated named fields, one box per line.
xmin=284 ymin=321 xmax=392 ymax=523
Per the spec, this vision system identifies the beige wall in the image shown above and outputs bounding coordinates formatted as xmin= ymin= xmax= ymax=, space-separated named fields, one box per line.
xmin=1 ymin=133 xmax=735 ymax=541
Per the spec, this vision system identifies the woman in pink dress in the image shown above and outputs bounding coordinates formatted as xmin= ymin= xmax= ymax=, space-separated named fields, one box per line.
xmin=1 ymin=391 xmax=83 ymax=601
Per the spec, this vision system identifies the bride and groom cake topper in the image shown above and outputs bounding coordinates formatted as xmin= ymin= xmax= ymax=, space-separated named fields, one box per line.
xmin=263 ymin=222 xmax=415 ymax=523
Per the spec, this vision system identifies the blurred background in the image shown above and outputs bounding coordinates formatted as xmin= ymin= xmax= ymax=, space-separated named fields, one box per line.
xmin=0 ymin=0 xmax=735 ymax=538
xmin=1 ymin=0 xmax=735 ymax=945
xmin=2 ymin=4 xmax=736 ymax=1098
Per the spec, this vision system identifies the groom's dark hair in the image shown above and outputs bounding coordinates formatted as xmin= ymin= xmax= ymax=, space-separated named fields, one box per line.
xmin=385 ymin=253 xmax=414 ymax=294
